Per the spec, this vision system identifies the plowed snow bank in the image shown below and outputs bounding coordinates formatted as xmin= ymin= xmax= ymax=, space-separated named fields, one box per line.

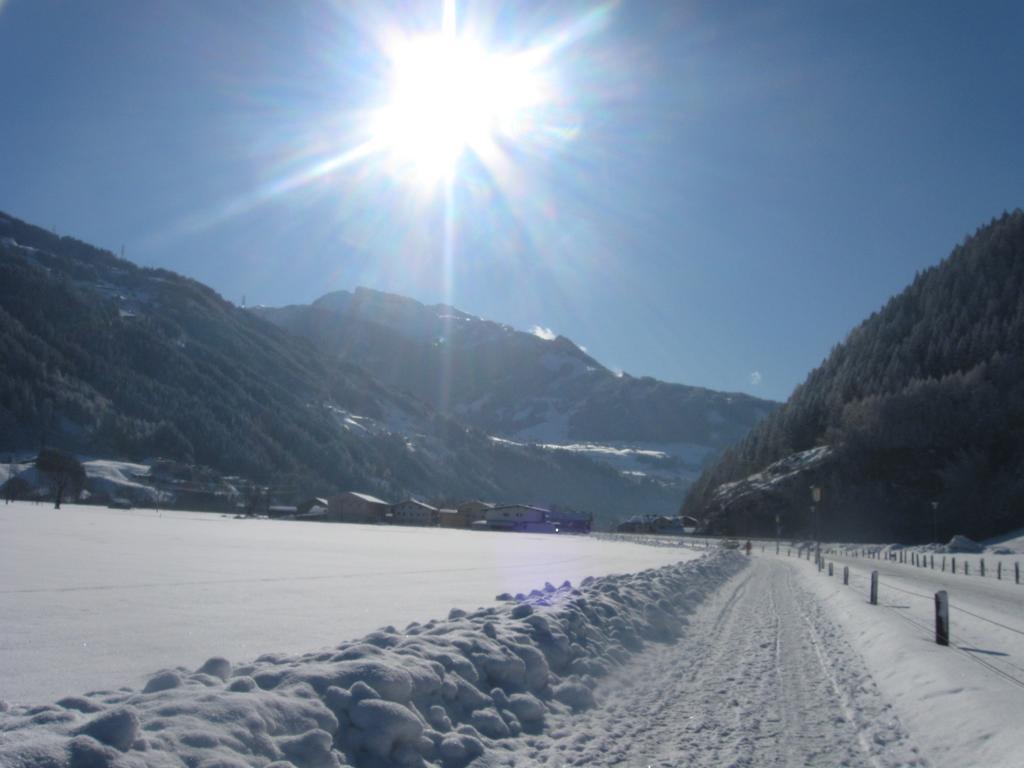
xmin=0 ymin=552 xmax=745 ymax=768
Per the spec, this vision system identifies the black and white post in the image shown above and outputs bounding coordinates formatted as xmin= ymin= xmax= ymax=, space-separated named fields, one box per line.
xmin=934 ymin=590 xmax=949 ymax=646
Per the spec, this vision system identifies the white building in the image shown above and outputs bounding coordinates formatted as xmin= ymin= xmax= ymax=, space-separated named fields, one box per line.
xmin=483 ymin=504 xmax=548 ymax=531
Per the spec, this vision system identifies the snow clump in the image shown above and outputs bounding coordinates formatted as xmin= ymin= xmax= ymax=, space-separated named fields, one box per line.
xmin=0 ymin=551 xmax=745 ymax=767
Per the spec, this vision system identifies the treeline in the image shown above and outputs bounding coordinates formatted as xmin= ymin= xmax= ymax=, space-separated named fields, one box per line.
xmin=683 ymin=210 xmax=1024 ymax=542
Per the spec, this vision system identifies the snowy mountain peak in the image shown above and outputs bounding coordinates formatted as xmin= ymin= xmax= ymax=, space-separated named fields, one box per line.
xmin=312 ymin=286 xmax=479 ymax=343
xmin=256 ymin=287 xmax=777 ymax=494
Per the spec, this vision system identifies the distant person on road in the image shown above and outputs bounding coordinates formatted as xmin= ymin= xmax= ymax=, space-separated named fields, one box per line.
xmin=744 ymin=540 xmax=752 ymax=556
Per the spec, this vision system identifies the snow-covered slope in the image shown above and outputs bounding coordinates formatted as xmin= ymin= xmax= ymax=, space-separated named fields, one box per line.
xmin=254 ymin=288 xmax=777 ymax=491
xmin=1 ymin=458 xmax=170 ymax=504
xmin=697 ymin=445 xmax=835 ymax=536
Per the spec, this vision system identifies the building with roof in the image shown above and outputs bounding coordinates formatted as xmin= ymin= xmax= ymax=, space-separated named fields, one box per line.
xmin=326 ymin=491 xmax=391 ymax=524
xmin=456 ymin=500 xmax=494 ymax=525
xmin=482 ymin=504 xmax=549 ymax=531
xmin=438 ymin=508 xmax=468 ymax=528
xmin=390 ymin=499 xmax=439 ymax=526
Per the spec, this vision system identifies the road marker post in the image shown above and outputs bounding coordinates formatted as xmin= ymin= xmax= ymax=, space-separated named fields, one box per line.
xmin=843 ymin=565 xmax=849 ymax=585
xmin=870 ymin=571 xmax=879 ymax=605
xmin=935 ymin=590 xmax=949 ymax=646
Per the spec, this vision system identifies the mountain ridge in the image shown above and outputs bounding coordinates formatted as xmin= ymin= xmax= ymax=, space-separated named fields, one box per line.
xmin=0 ymin=210 xmax=690 ymax=525
xmin=253 ymin=286 xmax=777 ymax=488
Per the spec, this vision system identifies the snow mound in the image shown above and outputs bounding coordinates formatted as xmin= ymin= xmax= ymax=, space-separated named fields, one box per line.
xmin=983 ymin=526 xmax=1024 ymax=554
xmin=0 ymin=552 xmax=745 ymax=767
xmin=944 ymin=534 xmax=984 ymax=553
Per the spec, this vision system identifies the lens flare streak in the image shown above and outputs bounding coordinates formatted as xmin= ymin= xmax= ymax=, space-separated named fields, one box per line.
xmin=152 ymin=0 xmax=621 ymax=317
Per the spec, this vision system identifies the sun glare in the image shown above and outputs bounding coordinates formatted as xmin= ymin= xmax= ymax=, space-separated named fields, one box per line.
xmin=372 ymin=34 xmax=546 ymax=184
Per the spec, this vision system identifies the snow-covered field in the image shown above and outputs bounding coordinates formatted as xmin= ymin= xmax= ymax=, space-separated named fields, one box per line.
xmin=4 ymin=504 xmax=1024 ymax=768
xmin=0 ymin=502 xmax=698 ymax=706
xmin=0 ymin=527 xmax=739 ymax=768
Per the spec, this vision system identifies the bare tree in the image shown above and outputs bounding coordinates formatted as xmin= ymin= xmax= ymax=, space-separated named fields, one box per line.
xmin=36 ymin=449 xmax=85 ymax=509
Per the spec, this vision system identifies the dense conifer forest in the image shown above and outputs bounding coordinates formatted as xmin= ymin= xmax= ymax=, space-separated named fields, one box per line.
xmin=683 ymin=211 xmax=1024 ymax=542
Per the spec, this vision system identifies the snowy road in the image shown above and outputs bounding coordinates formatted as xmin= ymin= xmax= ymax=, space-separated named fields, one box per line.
xmin=524 ymin=558 xmax=925 ymax=767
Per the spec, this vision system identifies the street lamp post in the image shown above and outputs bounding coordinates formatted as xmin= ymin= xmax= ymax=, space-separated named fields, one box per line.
xmin=931 ymin=501 xmax=939 ymax=544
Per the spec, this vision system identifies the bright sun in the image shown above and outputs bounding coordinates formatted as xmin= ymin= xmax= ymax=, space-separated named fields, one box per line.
xmin=372 ymin=33 xmax=546 ymax=185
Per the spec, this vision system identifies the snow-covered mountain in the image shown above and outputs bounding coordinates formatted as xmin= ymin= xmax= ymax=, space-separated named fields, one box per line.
xmin=254 ymin=288 xmax=777 ymax=488
xmin=0 ymin=211 xmax=685 ymax=524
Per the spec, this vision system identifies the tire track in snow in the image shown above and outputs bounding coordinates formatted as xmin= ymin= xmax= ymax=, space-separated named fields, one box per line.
xmin=525 ymin=558 xmax=927 ymax=767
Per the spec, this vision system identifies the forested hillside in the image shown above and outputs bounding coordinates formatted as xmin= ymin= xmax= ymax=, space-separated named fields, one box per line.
xmin=0 ymin=211 xmax=679 ymax=523
xmin=683 ymin=210 xmax=1024 ymax=542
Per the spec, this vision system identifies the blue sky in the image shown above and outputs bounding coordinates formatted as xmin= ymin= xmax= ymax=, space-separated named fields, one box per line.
xmin=1 ymin=0 xmax=1022 ymax=402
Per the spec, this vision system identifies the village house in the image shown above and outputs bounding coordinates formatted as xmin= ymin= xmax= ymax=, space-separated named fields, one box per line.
xmin=546 ymin=508 xmax=593 ymax=533
xmin=326 ymin=491 xmax=391 ymax=524
xmin=390 ymin=499 xmax=439 ymax=526
xmin=296 ymin=497 xmax=329 ymax=517
xmin=437 ymin=508 xmax=467 ymax=528
xmin=482 ymin=504 xmax=550 ymax=532
xmin=456 ymin=500 xmax=494 ymax=525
